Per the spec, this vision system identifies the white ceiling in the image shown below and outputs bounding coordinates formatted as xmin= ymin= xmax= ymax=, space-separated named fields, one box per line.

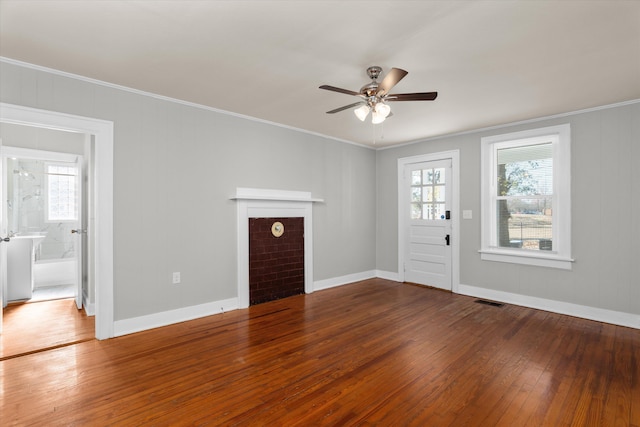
xmin=1 ymin=1 xmax=639 ymax=148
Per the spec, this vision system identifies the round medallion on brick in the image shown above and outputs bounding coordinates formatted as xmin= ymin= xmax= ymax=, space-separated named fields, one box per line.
xmin=271 ymin=221 xmax=284 ymax=237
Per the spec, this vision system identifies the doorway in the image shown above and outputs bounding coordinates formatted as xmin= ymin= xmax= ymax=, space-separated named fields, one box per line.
xmin=398 ymin=151 xmax=460 ymax=292
xmin=0 ymin=102 xmax=114 ymax=339
xmin=1 ymin=138 xmax=87 ymax=303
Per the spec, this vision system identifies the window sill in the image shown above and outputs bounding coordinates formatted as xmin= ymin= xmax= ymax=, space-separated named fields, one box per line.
xmin=479 ymin=248 xmax=574 ymax=270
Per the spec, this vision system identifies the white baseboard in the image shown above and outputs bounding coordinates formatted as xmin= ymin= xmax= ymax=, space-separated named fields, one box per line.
xmin=375 ymin=270 xmax=400 ymax=282
xmin=110 ymin=276 xmax=638 ymax=338
xmin=83 ymin=301 xmax=95 ymax=316
xmin=458 ymin=283 xmax=640 ymax=329
xmin=112 ymin=270 xmax=380 ymax=337
xmin=313 ymin=270 xmax=377 ymax=291
xmin=113 ymin=297 xmax=239 ymax=337
xmin=82 ymin=291 xmax=95 ymax=316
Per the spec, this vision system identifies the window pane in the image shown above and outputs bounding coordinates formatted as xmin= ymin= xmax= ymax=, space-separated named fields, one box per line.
xmin=412 ymin=170 xmax=422 ymax=185
xmin=433 ymin=185 xmax=445 ymax=202
xmin=47 ymin=164 xmax=78 ymax=221
xmin=496 ymin=198 xmax=553 ymax=250
xmin=497 ymin=143 xmax=553 ymax=197
xmin=423 ymin=204 xmax=431 ymax=220
xmin=424 ymin=169 xmax=433 ymax=184
xmin=411 ymin=203 xmax=422 ymax=219
xmin=425 ymin=186 xmax=433 ymax=202
xmin=433 ymin=168 xmax=445 ymax=184
xmin=411 ymin=187 xmax=422 ymax=202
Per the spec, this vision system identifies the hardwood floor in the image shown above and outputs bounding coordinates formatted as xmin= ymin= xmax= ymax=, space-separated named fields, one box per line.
xmin=0 ymin=298 xmax=95 ymax=360
xmin=1 ymin=279 xmax=638 ymax=426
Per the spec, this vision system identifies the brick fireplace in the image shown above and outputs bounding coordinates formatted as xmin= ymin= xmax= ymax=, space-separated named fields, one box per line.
xmin=233 ymin=188 xmax=321 ymax=309
xmin=249 ymin=217 xmax=304 ymax=305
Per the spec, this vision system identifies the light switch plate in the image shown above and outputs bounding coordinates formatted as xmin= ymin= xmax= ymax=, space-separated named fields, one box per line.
xmin=463 ymin=210 xmax=473 ymax=219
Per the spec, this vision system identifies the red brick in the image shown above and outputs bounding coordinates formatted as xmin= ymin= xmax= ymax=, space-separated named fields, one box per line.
xmin=249 ymin=217 xmax=304 ymax=305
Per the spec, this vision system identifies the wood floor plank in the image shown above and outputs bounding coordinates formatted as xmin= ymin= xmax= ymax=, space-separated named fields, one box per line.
xmin=0 ymin=298 xmax=94 ymax=360
xmin=1 ymin=279 xmax=638 ymax=426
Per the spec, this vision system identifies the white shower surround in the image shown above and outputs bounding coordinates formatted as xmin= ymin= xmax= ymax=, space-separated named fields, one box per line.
xmin=233 ymin=188 xmax=321 ymax=308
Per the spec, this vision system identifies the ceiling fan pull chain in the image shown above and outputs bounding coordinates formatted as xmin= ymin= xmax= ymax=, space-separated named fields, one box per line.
xmin=372 ymin=122 xmax=376 ymax=145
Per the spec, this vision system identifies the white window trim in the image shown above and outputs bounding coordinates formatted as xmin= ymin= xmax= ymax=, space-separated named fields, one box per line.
xmin=480 ymin=124 xmax=573 ymax=270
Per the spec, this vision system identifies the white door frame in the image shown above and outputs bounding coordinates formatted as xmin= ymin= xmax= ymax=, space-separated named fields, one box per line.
xmin=398 ymin=150 xmax=460 ymax=293
xmin=0 ymin=103 xmax=114 ymax=339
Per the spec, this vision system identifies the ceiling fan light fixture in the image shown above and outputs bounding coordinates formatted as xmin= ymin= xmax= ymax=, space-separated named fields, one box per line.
xmin=371 ymin=110 xmax=386 ymax=124
xmin=375 ymin=102 xmax=391 ymax=118
xmin=354 ymin=104 xmax=370 ymax=121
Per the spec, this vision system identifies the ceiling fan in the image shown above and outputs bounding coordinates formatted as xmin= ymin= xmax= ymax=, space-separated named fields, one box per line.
xmin=319 ymin=66 xmax=438 ymax=124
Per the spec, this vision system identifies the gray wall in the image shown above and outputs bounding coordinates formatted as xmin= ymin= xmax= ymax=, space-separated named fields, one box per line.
xmin=0 ymin=61 xmax=377 ymax=321
xmin=3 ymin=59 xmax=638 ymax=321
xmin=377 ymin=102 xmax=640 ymax=315
xmin=0 ymin=123 xmax=85 ymax=154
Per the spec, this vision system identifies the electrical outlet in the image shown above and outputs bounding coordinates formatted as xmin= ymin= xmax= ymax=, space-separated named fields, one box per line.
xmin=172 ymin=272 xmax=181 ymax=284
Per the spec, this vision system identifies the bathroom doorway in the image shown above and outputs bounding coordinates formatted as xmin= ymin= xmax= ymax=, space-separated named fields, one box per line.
xmin=0 ymin=123 xmax=93 ymax=354
xmin=2 ymin=141 xmax=87 ymax=308
xmin=0 ymin=102 xmax=114 ymax=340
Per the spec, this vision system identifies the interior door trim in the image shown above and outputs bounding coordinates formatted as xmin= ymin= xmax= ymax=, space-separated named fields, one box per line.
xmin=0 ymin=103 xmax=114 ymax=339
xmin=397 ymin=150 xmax=460 ymax=293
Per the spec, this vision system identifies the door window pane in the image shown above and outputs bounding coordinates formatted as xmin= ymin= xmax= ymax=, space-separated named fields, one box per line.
xmin=433 ymin=185 xmax=445 ymax=202
xmin=411 ymin=187 xmax=422 ymax=203
xmin=425 ymin=187 xmax=433 ymax=202
xmin=411 ymin=203 xmax=422 ymax=219
xmin=411 ymin=166 xmax=447 ymax=220
xmin=411 ymin=170 xmax=421 ymax=185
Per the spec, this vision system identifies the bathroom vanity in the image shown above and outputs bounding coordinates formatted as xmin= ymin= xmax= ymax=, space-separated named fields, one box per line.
xmin=6 ymin=234 xmax=46 ymax=302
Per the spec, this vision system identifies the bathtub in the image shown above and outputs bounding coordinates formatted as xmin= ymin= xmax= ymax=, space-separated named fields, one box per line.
xmin=33 ymin=258 xmax=77 ymax=288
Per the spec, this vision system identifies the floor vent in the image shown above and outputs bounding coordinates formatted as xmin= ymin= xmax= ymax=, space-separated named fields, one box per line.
xmin=475 ymin=299 xmax=504 ymax=307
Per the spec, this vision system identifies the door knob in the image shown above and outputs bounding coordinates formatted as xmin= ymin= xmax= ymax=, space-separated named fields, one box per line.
xmin=71 ymin=229 xmax=87 ymax=234
xmin=1 ymin=237 xmax=10 ymax=242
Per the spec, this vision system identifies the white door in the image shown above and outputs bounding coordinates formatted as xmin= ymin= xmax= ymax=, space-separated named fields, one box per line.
xmin=403 ymin=159 xmax=452 ymax=290
xmin=43 ymin=155 xmax=84 ymax=309
xmin=71 ymin=155 xmax=84 ymax=309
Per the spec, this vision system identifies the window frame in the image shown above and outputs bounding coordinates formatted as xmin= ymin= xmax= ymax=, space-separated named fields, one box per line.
xmin=480 ymin=124 xmax=573 ymax=270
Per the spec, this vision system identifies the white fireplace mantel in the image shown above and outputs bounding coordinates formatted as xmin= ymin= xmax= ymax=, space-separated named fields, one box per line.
xmin=232 ymin=188 xmax=321 ymax=308
xmin=231 ymin=187 xmax=324 ymax=203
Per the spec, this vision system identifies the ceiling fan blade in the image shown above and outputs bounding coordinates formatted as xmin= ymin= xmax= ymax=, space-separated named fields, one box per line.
xmin=319 ymin=85 xmax=361 ymax=97
xmin=385 ymin=92 xmax=438 ymax=101
xmin=377 ymin=68 xmax=408 ymax=96
xmin=326 ymin=102 xmax=364 ymax=114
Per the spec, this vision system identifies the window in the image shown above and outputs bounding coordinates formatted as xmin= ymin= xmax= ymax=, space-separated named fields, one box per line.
xmin=411 ymin=165 xmax=447 ymax=220
xmin=480 ymin=124 xmax=572 ymax=269
xmin=46 ymin=163 xmax=78 ymax=222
